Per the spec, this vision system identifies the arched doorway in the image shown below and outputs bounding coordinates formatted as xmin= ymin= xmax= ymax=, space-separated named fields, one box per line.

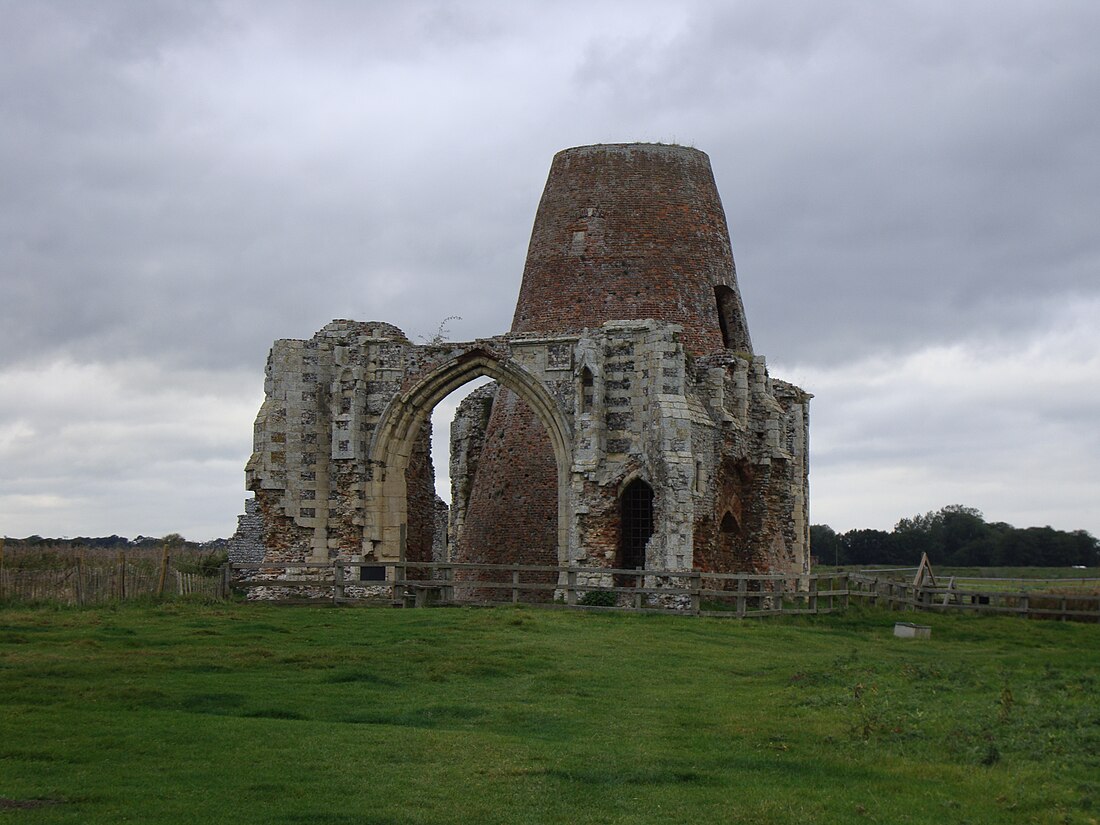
xmin=367 ymin=349 xmax=573 ymax=567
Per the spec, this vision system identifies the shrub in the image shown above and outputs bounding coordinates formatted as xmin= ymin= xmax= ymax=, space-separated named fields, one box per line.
xmin=579 ymin=589 xmax=616 ymax=607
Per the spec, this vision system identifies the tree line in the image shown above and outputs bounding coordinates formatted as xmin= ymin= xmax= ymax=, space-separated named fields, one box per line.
xmin=812 ymin=505 xmax=1098 ymax=568
xmin=3 ymin=534 xmax=226 ymax=551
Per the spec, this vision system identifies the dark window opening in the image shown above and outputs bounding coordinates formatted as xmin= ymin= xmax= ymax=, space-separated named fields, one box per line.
xmin=715 ymin=288 xmax=732 ymax=348
xmin=720 ymin=512 xmax=739 ymax=533
xmin=714 ymin=285 xmax=751 ymax=352
xmin=359 ymin=565 xmax=386 ymax=582
xmin=619 ymin=479 xmax=654 ymax=571
xmin=580 ymin=367 xmax=594 ymax=413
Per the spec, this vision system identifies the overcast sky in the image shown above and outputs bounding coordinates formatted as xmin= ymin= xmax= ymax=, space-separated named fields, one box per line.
xmin=2 ymin=0 xmax=1098 ymax=542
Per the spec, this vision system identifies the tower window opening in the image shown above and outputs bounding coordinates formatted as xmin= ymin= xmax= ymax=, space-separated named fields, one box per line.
xmin=714 ymin=285 xmax=751 ymax=352
xmin=720 ymin=511 xmax=739 ymax=533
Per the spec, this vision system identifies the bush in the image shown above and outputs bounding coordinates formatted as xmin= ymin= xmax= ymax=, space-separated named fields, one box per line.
xmin=175 ymin=550 xmax=228 ymax=578
xmin=579 ymin=589 xmax=616 ymax=607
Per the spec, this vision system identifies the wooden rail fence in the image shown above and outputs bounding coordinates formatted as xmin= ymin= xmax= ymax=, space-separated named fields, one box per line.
xmin=0 ymin=544 xmax=228 ymax=605
xmin=231 ymin=561 xmax=848 ymax=617
xmin=847 ymin=572 xmax=1100 ymax=621
xmin=4 ymin=541 xmax=1095 ymax=621
xmin=228 ymin=561 xmax=1099 ymax=621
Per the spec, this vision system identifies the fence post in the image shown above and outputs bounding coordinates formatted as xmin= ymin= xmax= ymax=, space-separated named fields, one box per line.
xmin=809 ymin=575 xmax=818 ymax=614
xmin=442 ymin=565 xmax=454 ymax=602
xmin=689 ymin=572 xmax=701 ymax=615
xmin=76 ymin=550 xmax=85 ymax=606
xmin=736 ymin=576 xmax=747 ymax=618
xmin=117 ymin=551 xmax=126 ymax=600
xmin=157 ymin=545 xmax=170 ymax=598
xmin=392 ymin=563 xmax=403 ymax=606
xmin=566 ymin=570 xmax=577 ymax=605
xmin=511 ymin=568 xmax=520 ymax=604
xmin=334 ymin=563 xmax=344 ymax=604
xmin=634 ymin=572 xmax=643 ymax=609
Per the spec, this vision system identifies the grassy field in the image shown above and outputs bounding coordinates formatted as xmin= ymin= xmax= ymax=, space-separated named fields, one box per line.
xmin=1 ymin=602 xmax=1098 ymax=824
xmin=817 ymin=566 xmax=1100 ymax=579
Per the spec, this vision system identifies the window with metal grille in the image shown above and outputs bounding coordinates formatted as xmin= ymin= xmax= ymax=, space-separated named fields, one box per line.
xmin=619 ymin=479 xmax=654 ymax=570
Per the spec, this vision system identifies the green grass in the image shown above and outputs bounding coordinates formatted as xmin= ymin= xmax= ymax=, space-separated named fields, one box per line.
xmin=817 ymin=566 xmax=1100 ymax=579
xmin=935 ymin=566 xmax=1100 ymax=582
xmin=1 ymin=603 xmax=1098 ymax=824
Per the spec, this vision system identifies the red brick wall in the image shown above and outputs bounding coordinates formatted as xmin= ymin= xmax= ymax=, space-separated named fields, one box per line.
xmin=453 ymin=387 xmax=558 ymax=595
xmin=404 ymin=421 xmax=436 ymax=565
xmin=511 ymin=143 xmax=749 ymax=356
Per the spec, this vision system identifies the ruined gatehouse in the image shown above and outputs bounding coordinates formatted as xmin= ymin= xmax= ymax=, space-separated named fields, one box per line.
xmin=230 ymin=144 xmax=811 ymax=587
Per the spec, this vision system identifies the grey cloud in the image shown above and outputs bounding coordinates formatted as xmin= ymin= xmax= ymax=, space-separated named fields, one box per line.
xmin=2 ymin=0 xmax=1098 ymax=538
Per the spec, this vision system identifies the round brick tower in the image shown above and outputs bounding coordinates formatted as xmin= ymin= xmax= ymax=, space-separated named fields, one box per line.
xmin=511 ymin=143 xmax=752 ymax=354
xmin=454 ymin=144 xmax=753 ymax=580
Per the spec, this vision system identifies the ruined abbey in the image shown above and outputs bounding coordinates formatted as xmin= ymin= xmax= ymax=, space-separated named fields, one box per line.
xmin=231 ymin=143 xmax=811 ymax=584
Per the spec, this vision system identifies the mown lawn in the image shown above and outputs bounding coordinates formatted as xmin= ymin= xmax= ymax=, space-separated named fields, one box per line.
xmin=1 ymin=602 xmax=1097 ymax=824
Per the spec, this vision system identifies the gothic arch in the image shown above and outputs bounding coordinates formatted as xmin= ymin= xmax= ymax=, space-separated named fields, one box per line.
xmin=367 ymin=348 xmax=573 ymax=564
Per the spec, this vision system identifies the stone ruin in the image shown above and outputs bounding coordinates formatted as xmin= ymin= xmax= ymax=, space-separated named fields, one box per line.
xmin=229 ymin=143 xmax=811 ymax=588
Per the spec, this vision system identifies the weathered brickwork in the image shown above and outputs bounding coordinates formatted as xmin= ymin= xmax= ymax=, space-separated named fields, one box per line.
xmin=235 ymin=143 xmax=811 ymax=587
xmin=447 ymin=383 xmax=495 ymax=548
xmin=512 ymin=144 xmax=752 ymax=356
xmin=454 ymin=387 xmax=558 ymax=569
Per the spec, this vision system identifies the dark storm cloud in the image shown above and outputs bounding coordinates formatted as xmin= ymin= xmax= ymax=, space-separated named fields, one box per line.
xmin=2 ymin=0 xmax=1098 ymax=537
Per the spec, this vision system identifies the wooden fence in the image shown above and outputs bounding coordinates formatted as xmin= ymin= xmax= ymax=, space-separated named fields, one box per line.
xmin=229 ymin=561 xmax=1099 ymax=621
xmin=0 ymin=544 xmax=228 ymax=605
xmin=847 ymin=572 xmax=1100 ymax=621
xmin=230 ymin=560 xmax=851 ymax=617
xmin=4 ymin=543 xmax=1095 ymax=621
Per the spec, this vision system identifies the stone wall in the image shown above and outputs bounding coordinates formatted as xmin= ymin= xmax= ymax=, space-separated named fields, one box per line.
xmin=226 ymin=497 xmax=265 ymax=564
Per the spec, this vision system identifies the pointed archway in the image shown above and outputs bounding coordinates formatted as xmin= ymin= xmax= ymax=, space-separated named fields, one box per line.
xmin=367 ymin=348 xmax=573 ymax=565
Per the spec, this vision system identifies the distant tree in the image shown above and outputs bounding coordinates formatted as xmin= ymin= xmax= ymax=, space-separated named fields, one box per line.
xmin=842 ymin=529 xmax=894 ymax=566
xmin=830 ymin=506 xmax=1098 ymax=568
xmin=893 ymin=512 xmax=940 ymax=565
xmin=939 ymin=505 xmax=989 ymax=565
xmin=1071 ymin=531 xmax=1100 ymax=566
xmin=810 ymin=524 xmax=843 ymax=566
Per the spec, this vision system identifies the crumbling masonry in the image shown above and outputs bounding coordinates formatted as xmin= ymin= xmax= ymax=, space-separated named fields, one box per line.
xmin=231 ymin=144 xmax=811 ymax=584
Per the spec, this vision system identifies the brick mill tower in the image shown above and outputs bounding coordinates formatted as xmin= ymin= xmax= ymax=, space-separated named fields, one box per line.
xmin=237 ymin=143 xmax=810 ymax=588
xmin=450 ymin=143 xmax=807 ymax=578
